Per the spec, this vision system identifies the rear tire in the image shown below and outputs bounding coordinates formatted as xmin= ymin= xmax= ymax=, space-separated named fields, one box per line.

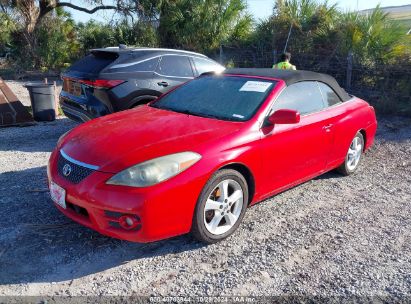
xmin=337 ymin=132 xmax=364 ymax=176
xmin=191 ymin=169 xmax=248 ymax=244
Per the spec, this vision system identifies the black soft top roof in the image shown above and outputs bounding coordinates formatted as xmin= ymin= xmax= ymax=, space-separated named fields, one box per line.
xmin=224 ymin=68 xmax=351 ymax=101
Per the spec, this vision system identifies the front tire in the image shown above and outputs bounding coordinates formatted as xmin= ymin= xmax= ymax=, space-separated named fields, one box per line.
xmin=191 ymin=169 xmax=248 ymax=244
xmin=337 ymin=132 xmax=364 ymax=176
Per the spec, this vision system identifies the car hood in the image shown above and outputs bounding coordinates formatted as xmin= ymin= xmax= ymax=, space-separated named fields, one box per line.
xmin=59 ymin=106 xmax=241 ymax=173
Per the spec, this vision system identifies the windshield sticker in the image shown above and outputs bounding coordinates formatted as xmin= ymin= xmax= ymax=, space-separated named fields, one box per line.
xmin=233 ymin=114 xmax=245 ymax=119
xmin=239 ymin=81 xmax=272 ymax=93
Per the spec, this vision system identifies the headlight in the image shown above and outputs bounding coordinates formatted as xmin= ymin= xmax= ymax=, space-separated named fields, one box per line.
xmin=106 ymin=152 xmax=201 ymax=187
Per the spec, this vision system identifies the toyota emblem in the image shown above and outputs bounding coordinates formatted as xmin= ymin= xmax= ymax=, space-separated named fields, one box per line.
xmin=62 ymin=164 xmax=72 ymax=176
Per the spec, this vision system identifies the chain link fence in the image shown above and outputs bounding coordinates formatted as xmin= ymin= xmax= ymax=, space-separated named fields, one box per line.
xmin=212 ymin=45 xmax=411 ymax=116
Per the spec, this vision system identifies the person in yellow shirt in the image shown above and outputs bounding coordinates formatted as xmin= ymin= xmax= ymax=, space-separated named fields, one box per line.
xmin=272 ymin=52 xmax=297 ymax=70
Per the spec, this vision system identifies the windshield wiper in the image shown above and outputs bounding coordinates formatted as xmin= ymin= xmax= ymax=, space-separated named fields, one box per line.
xmin=179 ymin=110 xmax=223 ymax=120
xmin=151 ymin=105 xmax=198 ymax=116
xmin=198 ymin=113 xmax=223 ymax=120
xmin=153 ymin=106 xmax=229 ymax=121
xmin=176 ymin=109 xmax=200 ymax=116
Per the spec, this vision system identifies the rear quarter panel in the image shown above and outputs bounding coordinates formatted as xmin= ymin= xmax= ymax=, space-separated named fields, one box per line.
xmin=326 ymin=97 xmax=377 ymax=169
xmin=101 ymin=72 xmax=163 ymax=111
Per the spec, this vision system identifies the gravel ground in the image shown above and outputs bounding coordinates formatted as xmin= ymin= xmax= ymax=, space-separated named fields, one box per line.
xmin=0 ymin=81 xmax=411 ymax=299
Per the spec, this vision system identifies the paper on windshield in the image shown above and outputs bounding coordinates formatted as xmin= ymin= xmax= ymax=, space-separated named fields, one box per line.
xmin=239 ymin=81 xmax=272 ymax=93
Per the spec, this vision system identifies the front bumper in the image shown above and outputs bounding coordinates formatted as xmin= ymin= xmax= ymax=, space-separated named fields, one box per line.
xmin=47 ymin=149 xmax=209 ymax=243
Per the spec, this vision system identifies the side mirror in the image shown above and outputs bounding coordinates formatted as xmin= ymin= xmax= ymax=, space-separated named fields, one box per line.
xmin=267 ymin=109 xmax=300 ymax=125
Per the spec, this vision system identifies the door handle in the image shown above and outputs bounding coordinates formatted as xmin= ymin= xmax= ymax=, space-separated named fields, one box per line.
xmin=323 ymin=124 xmax=333 ymax=132
xmin=157 ymin=81 xmax=169 ymax=87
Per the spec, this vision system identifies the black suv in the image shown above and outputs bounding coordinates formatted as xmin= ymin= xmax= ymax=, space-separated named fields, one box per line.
xmin=60 ymin=47 xmax=224 ymax=122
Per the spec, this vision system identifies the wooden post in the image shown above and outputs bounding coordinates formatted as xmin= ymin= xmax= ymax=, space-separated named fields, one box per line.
xmin=53 ymin=81 xmax=59 ymax=117
xmin=346 ymin=51 xmax=353 ymax=91
xmin=219 ymin=44 xmax=223 ymax=65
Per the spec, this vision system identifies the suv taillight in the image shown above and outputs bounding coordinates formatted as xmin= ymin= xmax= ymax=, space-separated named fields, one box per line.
xmin=62 ymin=77 xmax=125 ymax=89
xmin=80 ymin=79 xmax=125 ymax=89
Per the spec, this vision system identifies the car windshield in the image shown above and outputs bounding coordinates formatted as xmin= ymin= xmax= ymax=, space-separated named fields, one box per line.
xmin=151 ymin=75 xmax=277 ymax=121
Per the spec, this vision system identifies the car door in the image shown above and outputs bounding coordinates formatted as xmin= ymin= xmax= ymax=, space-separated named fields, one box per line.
xmin=153 ymin=55 xmax=194 ymax=93
xmin=260 ymin=81 xmax=335 ymax=195
xmin=316 ymin=81 xmax=345 ymax=168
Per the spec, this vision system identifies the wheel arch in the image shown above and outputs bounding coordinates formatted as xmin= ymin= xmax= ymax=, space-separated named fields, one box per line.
xmin=359 ymin=129 xmax=366 ymax=151
xmin=129 ymin=95 xmax=158 ymax=108
xmin=217 ymin=162 xmax=255 ymax=206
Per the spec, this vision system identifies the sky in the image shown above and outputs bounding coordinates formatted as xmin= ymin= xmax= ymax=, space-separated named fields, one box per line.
xmin=66 ymin=0 xmax=411 ymax=23
xmin=247 ymin=0 xmax=411 ymax=20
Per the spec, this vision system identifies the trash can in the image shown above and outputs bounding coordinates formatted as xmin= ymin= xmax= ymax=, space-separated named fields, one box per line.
xmin=24 ymin=82 xmax=56 ymax=121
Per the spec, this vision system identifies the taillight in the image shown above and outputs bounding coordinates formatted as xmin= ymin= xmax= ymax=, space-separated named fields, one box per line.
xmin=62 ymin=77 xmax=125 ymax=89
xmin=80 ymin=79 xmax=125 ymax=89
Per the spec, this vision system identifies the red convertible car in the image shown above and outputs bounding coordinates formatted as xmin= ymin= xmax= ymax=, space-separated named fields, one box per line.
xmin=48 ymin=69 xmax=377 ymax=243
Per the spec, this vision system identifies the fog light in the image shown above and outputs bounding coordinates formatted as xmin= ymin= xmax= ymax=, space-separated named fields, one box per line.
xmin=119 ymin=214 xmax=140 ymax=230
xmin=125 ymin=217 xmax=133 ymax=226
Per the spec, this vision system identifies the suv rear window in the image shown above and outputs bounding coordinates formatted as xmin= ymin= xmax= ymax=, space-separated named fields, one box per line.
xmin=193 ymin=57 xmax=223 ymax=74
xmin=110 ymin=57 xmax=160 ymax=72
xmin=68 ymin=51 xmax=119 ymax=74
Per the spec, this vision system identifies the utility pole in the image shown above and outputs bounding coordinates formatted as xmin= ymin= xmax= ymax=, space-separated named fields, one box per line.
xmin=283 ymin=24 xmax=292 ymax=53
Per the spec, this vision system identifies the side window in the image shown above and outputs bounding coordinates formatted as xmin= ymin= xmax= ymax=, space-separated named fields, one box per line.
xmin=317 ymin=82 xmax=342 ymax=107
xmin=157 ymin=55 xmax=193 ymax=78
xmin=193 ymin=57 xmax=223 ymax=74
xmin=115 ymin=57 xmax=159 ymax=72
xmin=271 ymin=81 xmax=325 ymax=115
xmin=132 ymin=57 xmax=159 ymax=72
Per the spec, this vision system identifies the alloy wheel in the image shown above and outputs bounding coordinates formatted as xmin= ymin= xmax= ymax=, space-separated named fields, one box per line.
xmin=203 ymin=179 xmax=244 ymax=235
xmin=346 ymin=136 xmax=363 ymax=171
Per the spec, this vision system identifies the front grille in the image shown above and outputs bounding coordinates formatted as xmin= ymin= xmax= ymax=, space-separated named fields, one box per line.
xmin=104 ymin=210 xmax=124 ymax=219
xmin=57 ymin=152 xmax=94 ymax=184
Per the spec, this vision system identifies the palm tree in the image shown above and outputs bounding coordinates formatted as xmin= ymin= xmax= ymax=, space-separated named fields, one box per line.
xmin=158 ymin=0 xmax=252 ymax=52
xmin=339 ymin=6 xmax=409 ymax=64
xmin=272 ymin=0 xmax=339 ymax=55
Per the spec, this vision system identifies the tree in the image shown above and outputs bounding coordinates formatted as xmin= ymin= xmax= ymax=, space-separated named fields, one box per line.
xmin=76 ymin=19 xmax=158 ymax=55
xmin=1 ymin=0 xmax=117 ymax=34
xmin=36 ymin=7 xmax=79 ymax=69
xmin=0 ymin=12 xmax=15 ymax=51
xmin=157 ymin=0 xmax=252 ymax=53
xmin=275 ymin=0 xmax=339 ymax=53
xmin=339 ymin=6 xmax=410 ymax=64
xmin=0 ymin=0 xmax=153 ymax=67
